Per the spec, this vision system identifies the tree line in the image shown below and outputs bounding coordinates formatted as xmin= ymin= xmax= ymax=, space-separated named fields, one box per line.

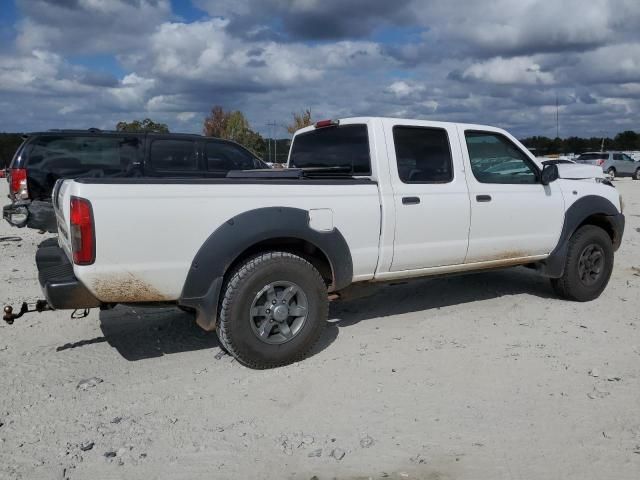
xmin=521 ymin=131 xmax=640 ymax=155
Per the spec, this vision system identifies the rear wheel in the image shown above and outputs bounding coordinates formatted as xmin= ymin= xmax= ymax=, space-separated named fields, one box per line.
xmin=550 ymin=225 xmax=614 ymax=301
xmin=216 ymin=252 xmax=328 ymax=369
xmin=607 ymin=167 xmax=616 ymax=178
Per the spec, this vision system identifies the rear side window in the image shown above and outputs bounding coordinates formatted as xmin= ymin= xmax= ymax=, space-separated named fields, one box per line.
xmin=206 ymin=142 xmax=260 ymax=171
xmin=613 ymin=153 xmax=623 ymax=160
xmin=150 ymin=139 xmax=197 ymax=171
xmin=289 ymin=125 xmax=371 ymax=174
xmin=26 ymin=136 xmax=138 ymax=174
xmin=393 ymin=126 xmax=453 ymax=183
xmin=579 ymin=153 xmax=607 ymax=161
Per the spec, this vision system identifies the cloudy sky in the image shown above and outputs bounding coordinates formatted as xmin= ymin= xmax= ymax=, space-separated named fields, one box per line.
xmin=0 ymin=0 xmax=638 ymax=138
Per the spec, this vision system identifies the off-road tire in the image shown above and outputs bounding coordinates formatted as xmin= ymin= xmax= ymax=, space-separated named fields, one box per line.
xmin=550 ymin=225 xmax=614 ymax=301
xmin=216 ymin=252 xmax=328 ymax=369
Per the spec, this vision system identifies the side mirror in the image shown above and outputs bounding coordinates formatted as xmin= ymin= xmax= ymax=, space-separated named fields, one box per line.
xmin=541 ymin=163 xmax=559 ymax=185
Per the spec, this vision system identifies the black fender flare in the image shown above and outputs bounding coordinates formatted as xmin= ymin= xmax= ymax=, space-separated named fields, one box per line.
xmin=539 ymin=195 xmax=624 ymax=277
xmin=178 ymin=207 xmax=353 ymax=330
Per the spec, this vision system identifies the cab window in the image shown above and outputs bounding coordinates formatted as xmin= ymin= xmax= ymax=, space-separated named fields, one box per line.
xmin=393 ymin=126 xmax=453 ymax=183
xmin=289 ymin=125 xmax=370 ymax=175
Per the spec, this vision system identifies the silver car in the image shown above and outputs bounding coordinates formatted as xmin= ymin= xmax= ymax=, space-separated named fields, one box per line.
xmin=576 ymin=151 xmax=640 ymax=179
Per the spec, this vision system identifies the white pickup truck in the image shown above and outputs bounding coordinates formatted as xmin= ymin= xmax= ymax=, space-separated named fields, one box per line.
xmin=9 ymin=117 xmax=625 ymax=368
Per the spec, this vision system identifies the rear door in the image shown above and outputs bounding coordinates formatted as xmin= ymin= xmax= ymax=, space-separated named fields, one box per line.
xmin=460 ymin=127 xmax=564 ymax=263
xmin=384 ymin=119 xmax=470 ymax=271
xmin=614 ymin=153 xmax=636 ymax=176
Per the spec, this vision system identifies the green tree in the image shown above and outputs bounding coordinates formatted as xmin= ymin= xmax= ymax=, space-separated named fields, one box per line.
xmin=203 ymin=105 xmax=265 ymax=157
xmin=116 ymin=118 xmax=169 ymax=133
xmin=613 ymin=131 xmax=639 ymax=150
xmin=287 ymin=109 xmax=313 ymax=134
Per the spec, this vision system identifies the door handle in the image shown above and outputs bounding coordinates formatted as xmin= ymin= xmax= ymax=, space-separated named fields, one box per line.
xmin=476 ymin=195 xmax=492 ymax=202
xmin=402 ymin=196 xmax=421 ymax=205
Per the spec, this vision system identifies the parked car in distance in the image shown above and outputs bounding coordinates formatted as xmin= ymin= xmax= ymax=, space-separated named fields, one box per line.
xmin=3 ymin=130 xmax=269 ymax=232
xmin=575 ymin=151 xmax=640 ymax=179
xmin=17 ymin=117 xmax=625 ymax=368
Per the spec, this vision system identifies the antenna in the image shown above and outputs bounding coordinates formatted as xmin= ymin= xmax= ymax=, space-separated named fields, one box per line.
xmin=556 ymin=93 xmax=560 ymax=138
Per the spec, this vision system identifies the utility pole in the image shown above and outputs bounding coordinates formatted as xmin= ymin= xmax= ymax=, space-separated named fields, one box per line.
xmin=266 ymin=121 xmax=278 ymax=163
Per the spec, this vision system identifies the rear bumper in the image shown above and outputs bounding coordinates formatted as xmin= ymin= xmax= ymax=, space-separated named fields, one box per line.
xmin=36 ymin=241 xmax=101 ymax=310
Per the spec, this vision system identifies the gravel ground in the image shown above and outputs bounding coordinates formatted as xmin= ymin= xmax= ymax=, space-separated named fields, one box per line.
xmin=0 ymin=180 xmax=639 ymax=480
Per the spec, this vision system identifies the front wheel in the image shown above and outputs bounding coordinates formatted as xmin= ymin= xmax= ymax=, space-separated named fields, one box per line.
xmin=216 ymin=252 xmax=328 ymax=369
xmin=550 ymin=225 xmax=614 ymax=301
xmin=634 ymin=168 xmax=640 ymax=180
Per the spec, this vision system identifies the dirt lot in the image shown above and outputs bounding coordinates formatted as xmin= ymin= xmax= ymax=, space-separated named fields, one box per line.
xmin=0 ymin=180 xmax=639 ymax=480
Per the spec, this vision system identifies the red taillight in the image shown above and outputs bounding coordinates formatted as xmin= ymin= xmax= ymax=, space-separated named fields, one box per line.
xmin=70 ymin=197 xmax=95 ymax=265
xmin=9 ymin=168 xmax=29 ymax=199
xmin=314 ymin=119 xmax=339 ymax=128
xmin=597 ymin=159 xmax=605 ymax=166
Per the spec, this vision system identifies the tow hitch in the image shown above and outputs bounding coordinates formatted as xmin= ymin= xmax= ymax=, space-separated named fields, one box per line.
xmin=3 ymin=300 xmax=52 ymax=325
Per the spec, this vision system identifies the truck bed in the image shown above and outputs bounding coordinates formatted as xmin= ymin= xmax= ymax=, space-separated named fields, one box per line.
xmin=56 ymin=176 xmax=382 ymax=303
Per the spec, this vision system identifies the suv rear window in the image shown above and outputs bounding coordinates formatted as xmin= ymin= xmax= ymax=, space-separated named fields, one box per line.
xmin=289 ymin=125 xmax=371 ymax=175
xmin=26 ymin=136 xmax=138 ymax=174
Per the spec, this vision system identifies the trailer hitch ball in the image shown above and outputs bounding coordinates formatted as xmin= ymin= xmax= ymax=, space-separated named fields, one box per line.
xmin=3 ymin=301 xmax=51 ymax=324
xmin=3 ymin=305 xmax=16 ymax=325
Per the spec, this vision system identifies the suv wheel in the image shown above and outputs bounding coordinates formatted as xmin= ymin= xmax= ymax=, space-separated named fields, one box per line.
xmin=550 ymin=225 xmax=614 ymax=302
xmin=216 ymin=252 xmax=328 ymax=369
xmin=634 ymin=168 xmax=640 ymax=180
xmin=607 ymin=167 xmax=616 ymax=178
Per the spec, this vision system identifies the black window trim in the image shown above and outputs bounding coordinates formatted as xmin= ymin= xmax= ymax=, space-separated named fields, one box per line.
xmin=392 ymin=125 xmax=454 ymax=184
xmin=290 ymin=123 xmax=372 ymax=176
xmin=464 ymin=129 xmax=541 ymax=184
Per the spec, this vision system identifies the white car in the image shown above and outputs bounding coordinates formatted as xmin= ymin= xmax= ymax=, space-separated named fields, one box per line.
xmin=9 ymin=117 xmax=626 ymax=368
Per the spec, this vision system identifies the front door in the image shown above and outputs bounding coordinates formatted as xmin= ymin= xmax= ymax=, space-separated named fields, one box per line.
xmin=459 ymin=128 xmax=564 ymax=263
xmin=385 ymin=120 xmax=471 ymax=271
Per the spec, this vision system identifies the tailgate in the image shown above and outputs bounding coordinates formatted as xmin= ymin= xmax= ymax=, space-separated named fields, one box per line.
xmin=53 ymin=180 xmax=73 ymax=258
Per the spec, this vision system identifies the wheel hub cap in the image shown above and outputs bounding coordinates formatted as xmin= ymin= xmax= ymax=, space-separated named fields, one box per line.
xmin=249 ymin=281 xmax=309 ymax=345
xmin=578 ymin=243 xmax=604 ymax=286
xmin=272 ymin=305 xmax=289 ymax=322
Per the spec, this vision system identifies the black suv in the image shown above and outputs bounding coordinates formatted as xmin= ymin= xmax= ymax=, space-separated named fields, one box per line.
xmin=4 ymin=130 xmax=268 ymax=231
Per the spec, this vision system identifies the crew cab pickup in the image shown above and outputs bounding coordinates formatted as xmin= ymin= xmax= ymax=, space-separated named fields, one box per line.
xmin=15 ymin=117 xmax=625 ymax=368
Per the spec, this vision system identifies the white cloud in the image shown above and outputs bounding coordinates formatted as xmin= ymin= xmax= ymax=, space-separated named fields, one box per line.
xmin=462 ymin=57 xmax=555 ymax=85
